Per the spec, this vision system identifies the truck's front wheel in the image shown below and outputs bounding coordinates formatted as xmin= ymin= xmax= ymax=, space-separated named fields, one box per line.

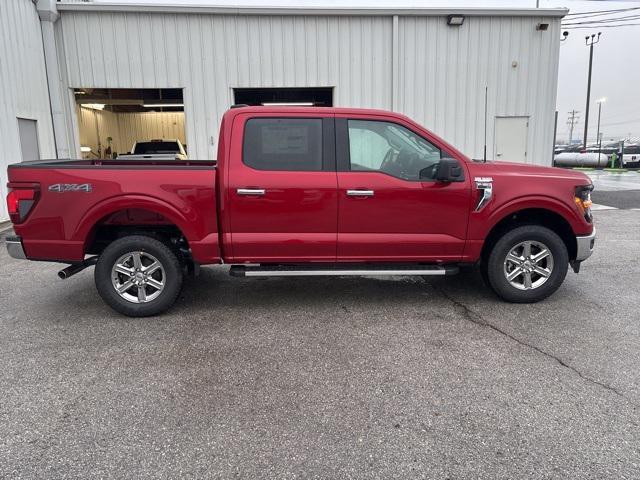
xmin=95 ymin=235 xmax=183 ymax=317
xmin=483 ymin=225 xmax=568 ymax=303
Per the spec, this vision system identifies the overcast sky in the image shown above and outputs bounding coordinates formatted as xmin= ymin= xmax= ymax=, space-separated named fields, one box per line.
xmin=98 ymin=0 xmax=640 ymax=142
xmin=544 ymin=0 xmax=640 ymax=142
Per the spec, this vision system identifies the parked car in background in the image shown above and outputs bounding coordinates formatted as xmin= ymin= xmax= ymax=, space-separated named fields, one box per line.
xmin=117 ymin=139 xmax=187 ymax=161
xmin=622 ymin=145 xmax=640 ymax=168
xmin=554 ymin=145 xmax=569 ymax=155
xmin=6 ymin=106 xmax=596 ymax=316
xmin=554 ymin=144 xmax=583 ymax=155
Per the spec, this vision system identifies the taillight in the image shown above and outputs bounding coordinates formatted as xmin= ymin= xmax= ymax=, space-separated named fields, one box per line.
xmin=575 ymin=184 xmax=594 ymax=223
xmin=6 ymin=183 xmax=40 ymax=224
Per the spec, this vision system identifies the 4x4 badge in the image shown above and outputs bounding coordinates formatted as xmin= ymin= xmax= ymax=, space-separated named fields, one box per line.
xmin=48 ymin=183 xmax=92 ymax=193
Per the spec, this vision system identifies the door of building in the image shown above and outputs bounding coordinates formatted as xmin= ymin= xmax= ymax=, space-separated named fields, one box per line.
xmin=495 ymin=116 xmax=528 ymax=163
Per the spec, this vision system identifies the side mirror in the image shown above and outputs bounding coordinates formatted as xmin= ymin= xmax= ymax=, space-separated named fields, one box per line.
xmin=435 ymin=158 xmax=464 ymax=183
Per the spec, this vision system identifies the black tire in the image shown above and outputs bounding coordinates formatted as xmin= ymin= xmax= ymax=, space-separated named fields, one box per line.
xmin=95 ymin=235 xmax=183 ymax=317
xmin=482 ymin=225 xmax=568 ymax=303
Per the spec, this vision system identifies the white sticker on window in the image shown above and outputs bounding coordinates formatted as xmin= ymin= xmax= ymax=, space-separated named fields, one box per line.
xmin=261 ymin=125 xmax=309 ymax=155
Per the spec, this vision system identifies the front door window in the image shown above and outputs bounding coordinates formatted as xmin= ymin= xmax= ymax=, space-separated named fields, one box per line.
xmin=347 ymin=120 xmax=448 ymax=181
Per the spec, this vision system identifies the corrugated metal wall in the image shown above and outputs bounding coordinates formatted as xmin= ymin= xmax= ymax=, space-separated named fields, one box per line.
xmin=0 ymin=0 xmax=56 ymax=221
xmin=397 ymin=15 xmax=560 ymax=165
xmin=59 ymin=12 xmax=392 ymax=160
xmin=58 ymin=10 xmax=560 ymax=165
xmin=76 ymin=107 xmax=185 ymax=157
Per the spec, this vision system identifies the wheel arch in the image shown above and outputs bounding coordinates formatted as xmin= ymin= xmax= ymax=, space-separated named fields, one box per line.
xmin=480 ymin=207 xmax=578 ymax=262
xmin=74 ymin=195 xmax=195 ymax=257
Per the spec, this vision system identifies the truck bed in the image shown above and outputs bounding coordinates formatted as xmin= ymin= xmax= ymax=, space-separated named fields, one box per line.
xmin=10 ymin=158 xmax=215 ymax=169
xmin=8 ymin=158 xmax=220 ymax=264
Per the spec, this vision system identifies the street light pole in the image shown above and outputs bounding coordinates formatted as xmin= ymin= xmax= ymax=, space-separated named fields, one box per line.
xmin=583 ymin=33 xmax=601 ymax=147
xmin=596 ymin=98 xmax=605 ymax=159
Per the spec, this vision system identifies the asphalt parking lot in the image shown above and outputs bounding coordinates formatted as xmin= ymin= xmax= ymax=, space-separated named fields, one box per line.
xmin=1 ymin=194 xmax=640 ymax=479
xmin=588 ymin=170 xmax=640 ymax=210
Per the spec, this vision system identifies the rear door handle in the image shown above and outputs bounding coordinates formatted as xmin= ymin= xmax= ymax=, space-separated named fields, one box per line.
xmin=237 ymin=188 xmax=265 ymax=196
xmin=346 ymin=189 xmax=374 ymax=197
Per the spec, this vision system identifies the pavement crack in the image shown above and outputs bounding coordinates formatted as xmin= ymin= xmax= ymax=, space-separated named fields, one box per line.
xmin=432 ymin=285 xmax=637 ymax=409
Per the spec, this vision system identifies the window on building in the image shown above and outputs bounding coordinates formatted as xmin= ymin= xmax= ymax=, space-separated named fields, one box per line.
xmin=17 ymin=118 xmax=40 ymax=162
xmin=243 ymin=118 xmax=323 ymax=171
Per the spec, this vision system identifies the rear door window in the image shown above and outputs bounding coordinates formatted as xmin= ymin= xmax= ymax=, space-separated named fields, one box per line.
xmin=243 ymin=118 xmax=323 ymax=171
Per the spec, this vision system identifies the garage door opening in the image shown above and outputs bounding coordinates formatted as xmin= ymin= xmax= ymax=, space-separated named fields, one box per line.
xmin=233 ymin=87 xmax=333 ymax=107
xmin=74 ymin=88 xmax=186 ymax=159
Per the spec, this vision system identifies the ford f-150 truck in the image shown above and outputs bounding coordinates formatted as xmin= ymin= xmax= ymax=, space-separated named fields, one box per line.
xmin=5 ymin=106 xmax=596 ymax=316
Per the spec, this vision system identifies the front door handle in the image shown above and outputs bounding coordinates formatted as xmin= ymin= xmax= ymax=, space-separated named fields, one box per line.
xmin=346 ymin=189 xmax=374 ymax=197
xmin=237 ymin=188 xmax=265 ymax=196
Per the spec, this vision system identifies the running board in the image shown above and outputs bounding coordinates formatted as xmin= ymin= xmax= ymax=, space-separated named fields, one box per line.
xmin=229 ymin=264 xmax=459 ymax=277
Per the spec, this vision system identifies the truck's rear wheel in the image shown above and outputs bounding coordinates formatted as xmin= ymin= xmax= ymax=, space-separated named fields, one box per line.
xmin=483 ymin=225 xmax=568 ymax=303
xmin=95 ymin=235 xmax=183 ymax=317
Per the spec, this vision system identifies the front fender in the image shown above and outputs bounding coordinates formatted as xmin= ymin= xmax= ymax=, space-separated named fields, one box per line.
xmin=467 ymin=194 xmax=591 ymax=243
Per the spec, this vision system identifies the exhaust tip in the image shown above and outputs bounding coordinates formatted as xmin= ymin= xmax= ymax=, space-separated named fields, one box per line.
xmin=58 ymin=270 xmax=68 ymax=280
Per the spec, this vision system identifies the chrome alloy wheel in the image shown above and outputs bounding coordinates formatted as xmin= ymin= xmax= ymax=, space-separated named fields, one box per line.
xmin=503 ymin=240 xmax=554 ymax=291
xmin=111 ymin=251 xmax=166 ymax=303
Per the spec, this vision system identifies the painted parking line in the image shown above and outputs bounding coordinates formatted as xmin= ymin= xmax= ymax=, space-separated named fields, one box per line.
xmin=591 ymin=203 xmax=618 ymax=211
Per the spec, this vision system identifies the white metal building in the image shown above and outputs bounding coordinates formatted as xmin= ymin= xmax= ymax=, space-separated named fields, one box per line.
xmin=0 ymin=0 xmax=566 ymax=222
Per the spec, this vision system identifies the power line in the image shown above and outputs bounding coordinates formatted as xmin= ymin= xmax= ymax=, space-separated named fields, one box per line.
xmin=593 ymin=106 xmax=640 ymax=122
xmin=565 ymin=6 xmax=640 ymax=17
xmin=599 ymin=118 xmax=640 ymax=128
xmin=562 ymin=23 xmax=640 ymax=29
xmin=563 ymin=14 xmax=640 ymax=25
xmin=568 ymin=10 xmax=640 ymax=22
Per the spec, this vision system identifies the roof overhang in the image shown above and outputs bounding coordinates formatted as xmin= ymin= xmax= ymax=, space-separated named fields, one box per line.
xmin=56 ymin=2 xmax=568 ymax=18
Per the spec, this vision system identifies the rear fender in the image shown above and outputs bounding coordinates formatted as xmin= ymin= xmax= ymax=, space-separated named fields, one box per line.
xmin=74 ymin=195 xmax=220 ymax=263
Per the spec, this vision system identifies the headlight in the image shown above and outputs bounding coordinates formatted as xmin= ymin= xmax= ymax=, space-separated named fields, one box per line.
xmin=575 ymin=184 xmax=594 ymax=222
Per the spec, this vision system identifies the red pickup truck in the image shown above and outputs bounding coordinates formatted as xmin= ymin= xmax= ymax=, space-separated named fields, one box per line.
xmin=6 ymin=106 xmax=595 ymax=316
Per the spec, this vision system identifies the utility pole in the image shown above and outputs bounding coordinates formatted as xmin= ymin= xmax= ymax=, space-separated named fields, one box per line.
xmin=567 ymin=110 xmax=579 ymax=144
xmin=583 ymin=32 xmax=602 ymax=147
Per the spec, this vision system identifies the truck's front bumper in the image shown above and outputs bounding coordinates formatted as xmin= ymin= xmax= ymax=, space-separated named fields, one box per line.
xmin=575 ymin=228 xmax=596 ymax=262
xmin=6 ymin=235 xmax=26 ymax=260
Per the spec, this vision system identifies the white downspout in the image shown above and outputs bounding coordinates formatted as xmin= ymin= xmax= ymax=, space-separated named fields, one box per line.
xmin=36 ymin=0 xmax=71 ymax=159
